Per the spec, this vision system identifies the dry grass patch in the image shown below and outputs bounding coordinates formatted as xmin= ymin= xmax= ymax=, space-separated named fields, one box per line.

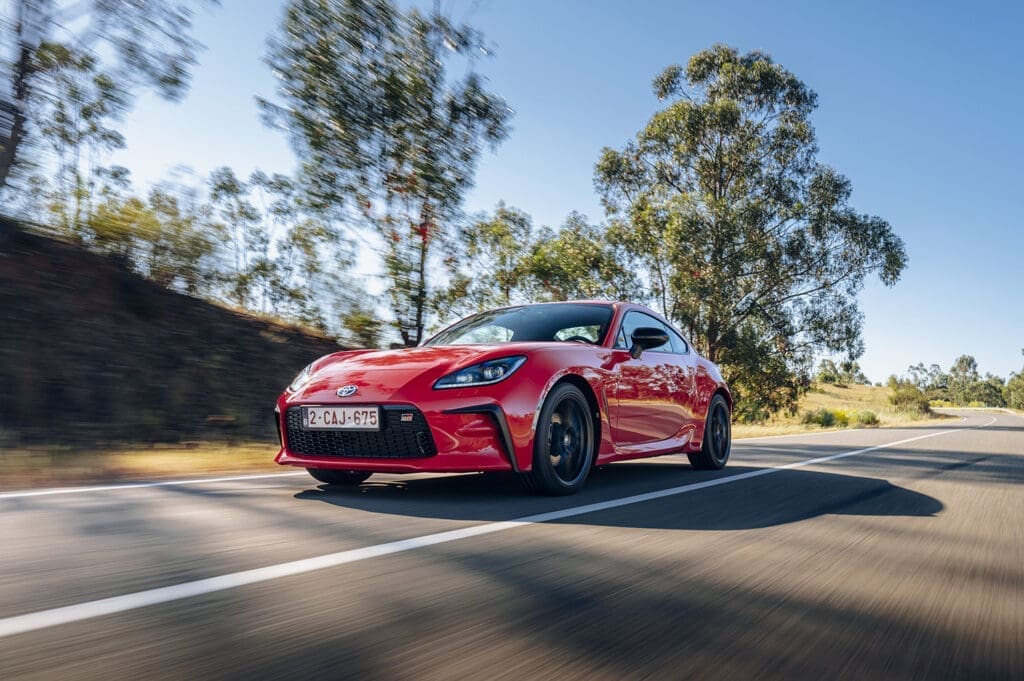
xmin=0 ymin=441 xmax=281 ymax=491
xmin=734 ymin=383 xmax=957 ymax=440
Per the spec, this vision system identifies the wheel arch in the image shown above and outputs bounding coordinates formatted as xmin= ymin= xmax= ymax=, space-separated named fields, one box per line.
xmin=548 ymin=373 xmax=603 ymax=461
xmin=694 ymin=386 xmax=732 ymax=450
xmin=713 ymin=386 xmax=733 ymax=413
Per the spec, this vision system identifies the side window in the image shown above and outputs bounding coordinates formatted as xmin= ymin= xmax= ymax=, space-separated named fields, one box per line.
xmin=615 ymin=312 xmax=672 ymax=353
xmin=668 ymin=329 xmax=689 ymax=354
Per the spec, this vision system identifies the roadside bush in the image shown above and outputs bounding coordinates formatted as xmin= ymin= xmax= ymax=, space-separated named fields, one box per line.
xmin=929 ymin=399 xmax=955 ymax=408
xmin=801 ymin=408 xmax=878 ymax=428
xmin=888 ymin=380 xmax=931 ymax=415
xmin=966 ymin=400 xmax=986 ymax=408
xmin=801 ymin=408 xmax=834 ymax=427
xmin=802 ymin=408 xmax=850 ymax=428
xmin=852 ymin=410 xmax=879 ymax=426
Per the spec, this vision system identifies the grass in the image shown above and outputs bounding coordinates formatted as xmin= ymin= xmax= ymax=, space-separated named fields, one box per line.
xmin=0 ymin=441 xmax=281 ymax=491
xmin=733 ymin=383 xmax=956 ymax=440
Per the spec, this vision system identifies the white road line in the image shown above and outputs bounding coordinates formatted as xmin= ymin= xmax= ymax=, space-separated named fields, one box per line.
xmin=0 ymin=471 xmax=308 ymax=500
xmin=0 ymin=416 xmax=996 ymax=640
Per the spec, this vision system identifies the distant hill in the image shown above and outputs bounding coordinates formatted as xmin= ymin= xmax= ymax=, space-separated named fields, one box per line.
xmin=0 ymin=218 xmax=343 ymax=445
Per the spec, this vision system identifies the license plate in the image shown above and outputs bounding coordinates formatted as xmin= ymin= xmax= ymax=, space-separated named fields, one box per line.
xmin=302 ymin=406 xmax=380 ymax=431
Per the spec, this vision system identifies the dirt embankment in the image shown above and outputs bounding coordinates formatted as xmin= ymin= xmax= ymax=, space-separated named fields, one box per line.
xmin=0 ymin=219 xmax=343 ymax=445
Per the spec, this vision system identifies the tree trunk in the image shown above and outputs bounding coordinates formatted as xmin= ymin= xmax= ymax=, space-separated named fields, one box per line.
xmin=412 ymin=216 xmax=428 ymax=346
xmin=0 ymin=13 xmax=33 ymax=192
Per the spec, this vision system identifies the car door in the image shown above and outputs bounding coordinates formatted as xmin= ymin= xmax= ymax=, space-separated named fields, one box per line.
xmin=610 ymin=311 xmax=689 ymax=445
xmin=665 ymin=326 xmax=698 ymax=426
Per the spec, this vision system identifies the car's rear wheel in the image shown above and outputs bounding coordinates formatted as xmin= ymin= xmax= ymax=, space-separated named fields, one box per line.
xmin=306 ymin=468 xmax=373 ymax=486
xmin=521 ymin=383 xmax=595 ymax=495
xmin=688 ymin=394 xmax=731 ymax=470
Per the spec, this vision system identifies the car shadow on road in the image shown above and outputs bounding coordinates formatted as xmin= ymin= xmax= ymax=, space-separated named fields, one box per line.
xmin=294 ymin=462 xmax=943 ymax=530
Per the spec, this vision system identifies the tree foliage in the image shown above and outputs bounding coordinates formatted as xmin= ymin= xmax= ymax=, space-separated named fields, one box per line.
xmin=523 ymin=213 xmax=642 ymax=303
xmin=1005 ymin=350 xmax=1024 ymax=410
xmin=436 ymin=202 xmax=536 ymax=317
xmin=595 ymin=44 xmax=907 ymax=419
xmin=262 ymin=0 xmax=510 ymax=346
xmin=887 ymin=375 xmax=930 ymax=414
xmin=946 ymin=354 xmax=980 ymax=406
xmin=435 ymin=204 xmax=642 ymax=325
xmin=901 ymin=355 xmax=1010 ymax=408
xmin=906 ymin=362 xmax=948 ymax=397
xmin=17 ymin=159 xmax=355 ymax=334
xmin=0 ymin=0 xmax=215 ymax=191
xmin=208 ymin=166 xmax=265 ymax=308
xmin=340 ymin=302 xmax=386 ymax=349
xmin=815 ymin=359 xmax=869 ymax=386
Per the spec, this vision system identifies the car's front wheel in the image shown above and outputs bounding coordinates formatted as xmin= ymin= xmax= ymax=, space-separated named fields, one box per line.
xmin=306 ymin=468 xmax=373 ymax=486
xmin=521 ymin=383 xmax=595 ymax=495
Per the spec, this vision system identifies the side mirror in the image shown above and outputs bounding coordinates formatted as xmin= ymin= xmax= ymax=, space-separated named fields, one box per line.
xmin=629 ymin=327 xmax=669 ymax=359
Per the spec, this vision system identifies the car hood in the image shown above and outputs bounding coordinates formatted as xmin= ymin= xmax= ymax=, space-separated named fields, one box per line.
xmin=288 ymin=343 xmax=549 ymax=403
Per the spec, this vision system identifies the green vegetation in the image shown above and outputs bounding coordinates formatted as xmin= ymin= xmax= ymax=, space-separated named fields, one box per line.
xmin=733 ymin=383 xmax=948 ymax=439
xmin=1 ymin=0 xmax=911 ymax=423
xmin=593 ymin=45 xmax=906 ymax=421
xmin=261 ymin=0 xmax=511 ymax=346
xmin=815 ymin=359 xmax=871 ymax=387
xmin=6 ymin=2 xmax=1019 ymax=438
xmin=1005 ymin=361 xmax=1024 ymax=409
xmin=801 ymin=408 xmax=879 ymax=428
xmin=894 ymin=350 xmax=1024 ymax=409
xmin=0 ymin=0 xmax=213 ymax=190
xmin=887 ymin=377 xmax=931 ymax=414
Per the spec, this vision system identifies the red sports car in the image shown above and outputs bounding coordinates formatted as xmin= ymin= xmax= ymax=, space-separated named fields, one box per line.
xmin=275 ymin=301 xmax=732 ymax=495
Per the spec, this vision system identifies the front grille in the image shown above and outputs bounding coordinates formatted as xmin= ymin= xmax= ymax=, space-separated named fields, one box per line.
xmin=284 ymin=406 xmax=437 ymax=458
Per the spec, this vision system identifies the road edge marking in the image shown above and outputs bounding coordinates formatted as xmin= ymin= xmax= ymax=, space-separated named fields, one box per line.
xmin=0 ymin=415 xmax=997 ymax=640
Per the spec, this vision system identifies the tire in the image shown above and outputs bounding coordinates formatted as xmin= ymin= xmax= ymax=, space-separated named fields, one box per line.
xmin=688 ymin=394 xmax=731 ymax=470
xmin=520 ymin=383 xmax=596 ymax=495
xmin=306 ymin=468 xmax=373 ymax=486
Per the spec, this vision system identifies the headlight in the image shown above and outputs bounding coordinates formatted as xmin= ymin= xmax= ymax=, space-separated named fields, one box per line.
xmin=287 ymin=362 xmax=314 ymax=392
xmin=434 ymin=356 xmax=526 ymax=389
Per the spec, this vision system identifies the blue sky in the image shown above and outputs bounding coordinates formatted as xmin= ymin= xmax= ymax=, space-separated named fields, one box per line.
xmin=112 ymin=0 xmax=1024 ymax=382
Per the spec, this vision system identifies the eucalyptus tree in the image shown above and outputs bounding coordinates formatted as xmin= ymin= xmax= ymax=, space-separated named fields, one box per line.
xmin=143 ymin=185 xmax=215 ymax=295
xmin=437 ymin=202 xmax=536 ymax=317
xmin=947 ymin=354 xmax=980 ymax=405
xmin=31 ymin=43 xmax=128 ymax=235
xmin=596 ymin=45 xmax=907 ymax=418
xmin=0 ymin=0 xmax=215 ymax=192
xmin=208 ymin=167 xmax=263 ymax=308
xmin=261 ymin=0 xmax=510 ymax=346
xmin=1005 ymin=350 xmax=1024 ymax=410
xmin=524 ymin=213 xmax=642 ymax=303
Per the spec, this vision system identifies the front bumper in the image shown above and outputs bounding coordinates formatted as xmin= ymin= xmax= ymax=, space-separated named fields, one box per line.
xmin=275 ymin=400 xmax=521 ymax=474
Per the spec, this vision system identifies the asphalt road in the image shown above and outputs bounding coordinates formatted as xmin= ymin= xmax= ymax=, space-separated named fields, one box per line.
xmin=1 ymin=410 xmax=1021 ymax=680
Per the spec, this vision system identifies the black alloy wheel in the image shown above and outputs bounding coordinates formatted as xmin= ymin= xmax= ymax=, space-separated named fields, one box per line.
xmin=522 ymin=383 xmax=596 ymax=495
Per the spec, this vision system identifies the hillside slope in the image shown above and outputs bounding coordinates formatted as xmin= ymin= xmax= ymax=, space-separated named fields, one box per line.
xmin=0 ymin=219 xmax=342 ymax=444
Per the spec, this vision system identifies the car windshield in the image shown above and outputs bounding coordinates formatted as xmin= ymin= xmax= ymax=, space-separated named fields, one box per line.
xmin=425 ymin=303 xmax=614 ymax=346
